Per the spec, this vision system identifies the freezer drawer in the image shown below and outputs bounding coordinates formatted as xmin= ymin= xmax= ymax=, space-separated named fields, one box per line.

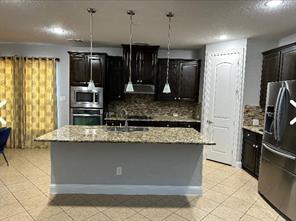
xmin=258 ymin=151 xmax=296 ymax=221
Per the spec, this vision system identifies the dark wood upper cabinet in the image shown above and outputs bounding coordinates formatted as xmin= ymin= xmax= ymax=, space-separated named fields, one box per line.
xmin=260 ymin=52 xmax=280 ymax=108
xmin=156 ymin=59 xmax=179 ymax=100
xmin=122 ymin=45 xmax=159 ymax=85
xmin=179 ymin=60 xmax=200 ymax=101
xmin=69 ymin=52 xmax=107 ymax=87
xmin=69 ymin=53 xmax=88 ymax=86
xmin=156 ymin=59 xmax=200 ymax=101
xmin=280 ymin=46 xmax=296 ymax=81
xmin=106 ymin=56 xmax=124 ymax=100
xmin=260 ymin=42 xmax=296 ymax=108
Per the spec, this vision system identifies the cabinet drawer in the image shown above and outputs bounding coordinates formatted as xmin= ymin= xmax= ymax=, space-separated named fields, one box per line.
xmin=243 ymin=129 xmax=257 ymax=142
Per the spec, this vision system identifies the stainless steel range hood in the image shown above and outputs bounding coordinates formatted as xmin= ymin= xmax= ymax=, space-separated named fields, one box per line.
xmin=124 ymin=84 xmax=155 ymax=95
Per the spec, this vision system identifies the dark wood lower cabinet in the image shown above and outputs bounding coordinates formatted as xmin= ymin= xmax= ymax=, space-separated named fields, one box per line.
xmin=242 ymin=129 xmax=262 ymax=177
xmin=105 ymin=120 xmax=201 ymax=131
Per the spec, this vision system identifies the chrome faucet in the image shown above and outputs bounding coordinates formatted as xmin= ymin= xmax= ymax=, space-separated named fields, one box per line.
xmin=120 ymin=109 xmax=128 ymax=130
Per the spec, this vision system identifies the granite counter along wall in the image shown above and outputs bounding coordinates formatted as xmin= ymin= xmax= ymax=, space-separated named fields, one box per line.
xmin=107 ymin=94 xmax=201 ymax=119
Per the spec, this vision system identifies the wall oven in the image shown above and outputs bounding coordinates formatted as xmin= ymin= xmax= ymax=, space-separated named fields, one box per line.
xmin=70 ymin=108 xmax=103 ymax=125
xmin=71 ymin=86 xmax=103 ymax=108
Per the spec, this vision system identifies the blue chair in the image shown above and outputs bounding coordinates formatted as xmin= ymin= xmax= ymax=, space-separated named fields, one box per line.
xmin=0 ymin=127 xmax=11 ymax=166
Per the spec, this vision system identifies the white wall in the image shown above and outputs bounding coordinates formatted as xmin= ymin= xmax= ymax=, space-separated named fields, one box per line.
xmin=0 ymin=43 xmax=201 ymax=127
xmin=278 ymin=33 xmax=296 ymax=46
xmin=243 ymin=38 xmax=277 ymax=106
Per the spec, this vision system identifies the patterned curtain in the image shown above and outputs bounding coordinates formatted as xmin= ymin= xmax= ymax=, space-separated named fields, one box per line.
xmin=0 ymin=57 xmax=57 ymax=149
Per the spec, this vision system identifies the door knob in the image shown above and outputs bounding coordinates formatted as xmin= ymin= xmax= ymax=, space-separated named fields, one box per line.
xmin=207 ymin=120 xmax=213 ymax=124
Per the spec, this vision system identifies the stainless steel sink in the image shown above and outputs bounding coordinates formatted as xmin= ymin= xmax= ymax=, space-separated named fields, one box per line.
xmin=106 ymin=126 xmax=149 ymax=132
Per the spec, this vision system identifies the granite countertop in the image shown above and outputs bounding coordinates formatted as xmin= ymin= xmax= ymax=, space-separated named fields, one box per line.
xmin=35 ymin=125 xmax=214 ymax=145
xmin=105 ymin=116 xmax=201 ymax=123
xmin=242 ymin=125 xmax=264 ymax=135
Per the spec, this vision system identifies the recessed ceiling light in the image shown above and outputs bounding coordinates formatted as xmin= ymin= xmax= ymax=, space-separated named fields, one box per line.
xmin=218 ymin=35 xmax=228 ymax=40
xmin=46 ymin=26 xmax=70 ymax=35
xmin=265 ymin=0 xmax=283 ymax=8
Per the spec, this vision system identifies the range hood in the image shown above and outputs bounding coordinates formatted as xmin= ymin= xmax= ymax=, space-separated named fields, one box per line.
xmin=124 ymin=84 xmax=155 ymax=95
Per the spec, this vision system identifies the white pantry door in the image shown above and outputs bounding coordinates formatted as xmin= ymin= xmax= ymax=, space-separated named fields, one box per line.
xmin=203 ymin=50 xmax=245 ymax=165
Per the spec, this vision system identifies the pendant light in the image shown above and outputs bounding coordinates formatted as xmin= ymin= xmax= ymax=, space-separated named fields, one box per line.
xmin=87 ymin=8 xmax=96 ymax=91
xmin=163 ymin=12 xmax=174 ymax=94
xmin=0 ymin=100 xmax=7 ymax=126
xmin=125 ymin=10 xmax=135 ymax=93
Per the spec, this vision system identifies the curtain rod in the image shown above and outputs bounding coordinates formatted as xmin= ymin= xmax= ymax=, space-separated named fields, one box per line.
xmin=0 ymin=56 xmax=60 ymax=62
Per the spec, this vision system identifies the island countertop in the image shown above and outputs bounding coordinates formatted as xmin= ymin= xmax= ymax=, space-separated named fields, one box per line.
xmin=36 ymin=125 xmax=215 ymax=145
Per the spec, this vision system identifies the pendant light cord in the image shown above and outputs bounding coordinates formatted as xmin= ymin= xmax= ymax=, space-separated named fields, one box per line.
xmin=90 ymin=11 xmax=93 ymax=81
xmin=166 ymin=15 xmax=171 ymax=83
xmin=129 ymin=13 xmax=133 ymax=82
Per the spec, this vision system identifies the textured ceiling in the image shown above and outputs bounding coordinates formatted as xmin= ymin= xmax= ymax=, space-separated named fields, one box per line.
xmin=0 ymin=0 xmax=296 ymax=49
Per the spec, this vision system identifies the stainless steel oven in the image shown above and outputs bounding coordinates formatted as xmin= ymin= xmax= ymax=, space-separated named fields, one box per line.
xmin=71 ymin=86 xmax=103 ymax=108
xmin=70 ymin=108 xmax=103 ymax=125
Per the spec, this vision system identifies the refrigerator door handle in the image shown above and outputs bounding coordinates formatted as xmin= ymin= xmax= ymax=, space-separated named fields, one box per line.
xmin=274 ymin=87 xmax=283 ymax=141
xmin=263 ymin=143 xmax=296 ymax=160
xmin=277 ymin=86 xmax=290 ymax=142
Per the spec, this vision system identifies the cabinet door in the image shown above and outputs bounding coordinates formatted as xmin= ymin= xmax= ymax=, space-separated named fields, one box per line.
xmin=179 ymin=60 xmax=200 ymax=101
xmin=123 ymin=46 xmax=140 ymax=84
xmin=242 ymin=139 xmax=257 ymax=174
xmin=107 ymin=56 xmax=124 ymax=100
xmin=87 ymin=54 xmax=105 ymax=87
xmin=70 ymin=53 xmax=88 ymax=86
xmin=122 ymin=45 xmax=159 ymax=85
xmin=140 ymin=49 xmax=158 ymax=84
xmin=280 ymin=46 xmax=296 ymax=81
xmin=156 ymin=59 xmax=179 ymax=100
xmin=255 ymin=136 xmax=262 ymax=177
xmin=260 ymin=52 xmax=280 ymax=108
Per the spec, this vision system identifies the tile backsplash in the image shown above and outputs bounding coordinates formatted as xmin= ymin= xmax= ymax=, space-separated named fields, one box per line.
xmin=244 ymin=105 xmax=265 ymax=126
xmin=107 ymin=95 xmax=201 ymax=119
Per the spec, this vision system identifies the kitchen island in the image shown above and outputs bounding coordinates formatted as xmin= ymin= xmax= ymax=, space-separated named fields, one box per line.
xmin=36 ymin=125 xmax=214 ymax=196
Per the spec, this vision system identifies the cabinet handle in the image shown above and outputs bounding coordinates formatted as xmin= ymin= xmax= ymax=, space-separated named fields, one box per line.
xmin=253 ymin=144 xmax=255 ymax=147
xmin=247 ymin=134 xmax=250 ymax=137
xmin=188 ymin=125 xmax=191 ymax=127
xmin=174 ymin=97 xmax=177 ymax=100
xmin=167 ymin=124 xmax=170 ymax=127
xmin=178 ymin=97 xmax=181 ymax=100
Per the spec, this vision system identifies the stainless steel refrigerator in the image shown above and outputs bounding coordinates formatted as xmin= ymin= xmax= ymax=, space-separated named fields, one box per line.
xmin=258 ymin=80 xmax=296 ymax=221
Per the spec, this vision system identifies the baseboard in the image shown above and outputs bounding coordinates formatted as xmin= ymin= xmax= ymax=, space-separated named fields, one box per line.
xmin=233 ymin=161 xmax=242 ymax=168
xmin=50 ymin=184 xmax=203 ymax=196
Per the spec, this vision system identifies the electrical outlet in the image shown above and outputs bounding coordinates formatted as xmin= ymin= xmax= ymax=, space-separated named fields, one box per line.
xmin=116 ymin=167 xmax=122 ymax=176
xmin=252 ymin=119 xmax=259 ymax=126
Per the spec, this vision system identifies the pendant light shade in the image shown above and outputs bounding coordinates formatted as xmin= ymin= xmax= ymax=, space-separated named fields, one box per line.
xmin=125 ymin=10 xmax=135 ymax=93
xmin=87 ymin=8 xmax=97 ymax=92
xmin=162 ymin=12 xmax=174 ymax=94
xmin=163 ymin=82 xmax=171 ymax=94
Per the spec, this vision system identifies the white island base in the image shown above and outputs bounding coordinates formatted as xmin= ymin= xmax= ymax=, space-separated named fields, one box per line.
xmin=50 ymin=142 xmax=203 ymax=196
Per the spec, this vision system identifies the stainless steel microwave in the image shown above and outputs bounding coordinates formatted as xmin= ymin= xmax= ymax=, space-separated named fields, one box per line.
xmin=70 ymin=86 xmax=103 ymax=108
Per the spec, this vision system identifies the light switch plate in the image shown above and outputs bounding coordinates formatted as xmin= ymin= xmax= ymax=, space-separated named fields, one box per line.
xmin=59 ymin=96 xmax=66 ymax=101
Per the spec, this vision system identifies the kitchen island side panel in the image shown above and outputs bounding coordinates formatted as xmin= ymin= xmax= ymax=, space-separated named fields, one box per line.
xmin=51 ymin=142 xmax=203 ymax=189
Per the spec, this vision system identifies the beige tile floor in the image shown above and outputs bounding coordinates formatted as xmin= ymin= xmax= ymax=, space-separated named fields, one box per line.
xmin=0 ymin=148 xmax=286 ymax=221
